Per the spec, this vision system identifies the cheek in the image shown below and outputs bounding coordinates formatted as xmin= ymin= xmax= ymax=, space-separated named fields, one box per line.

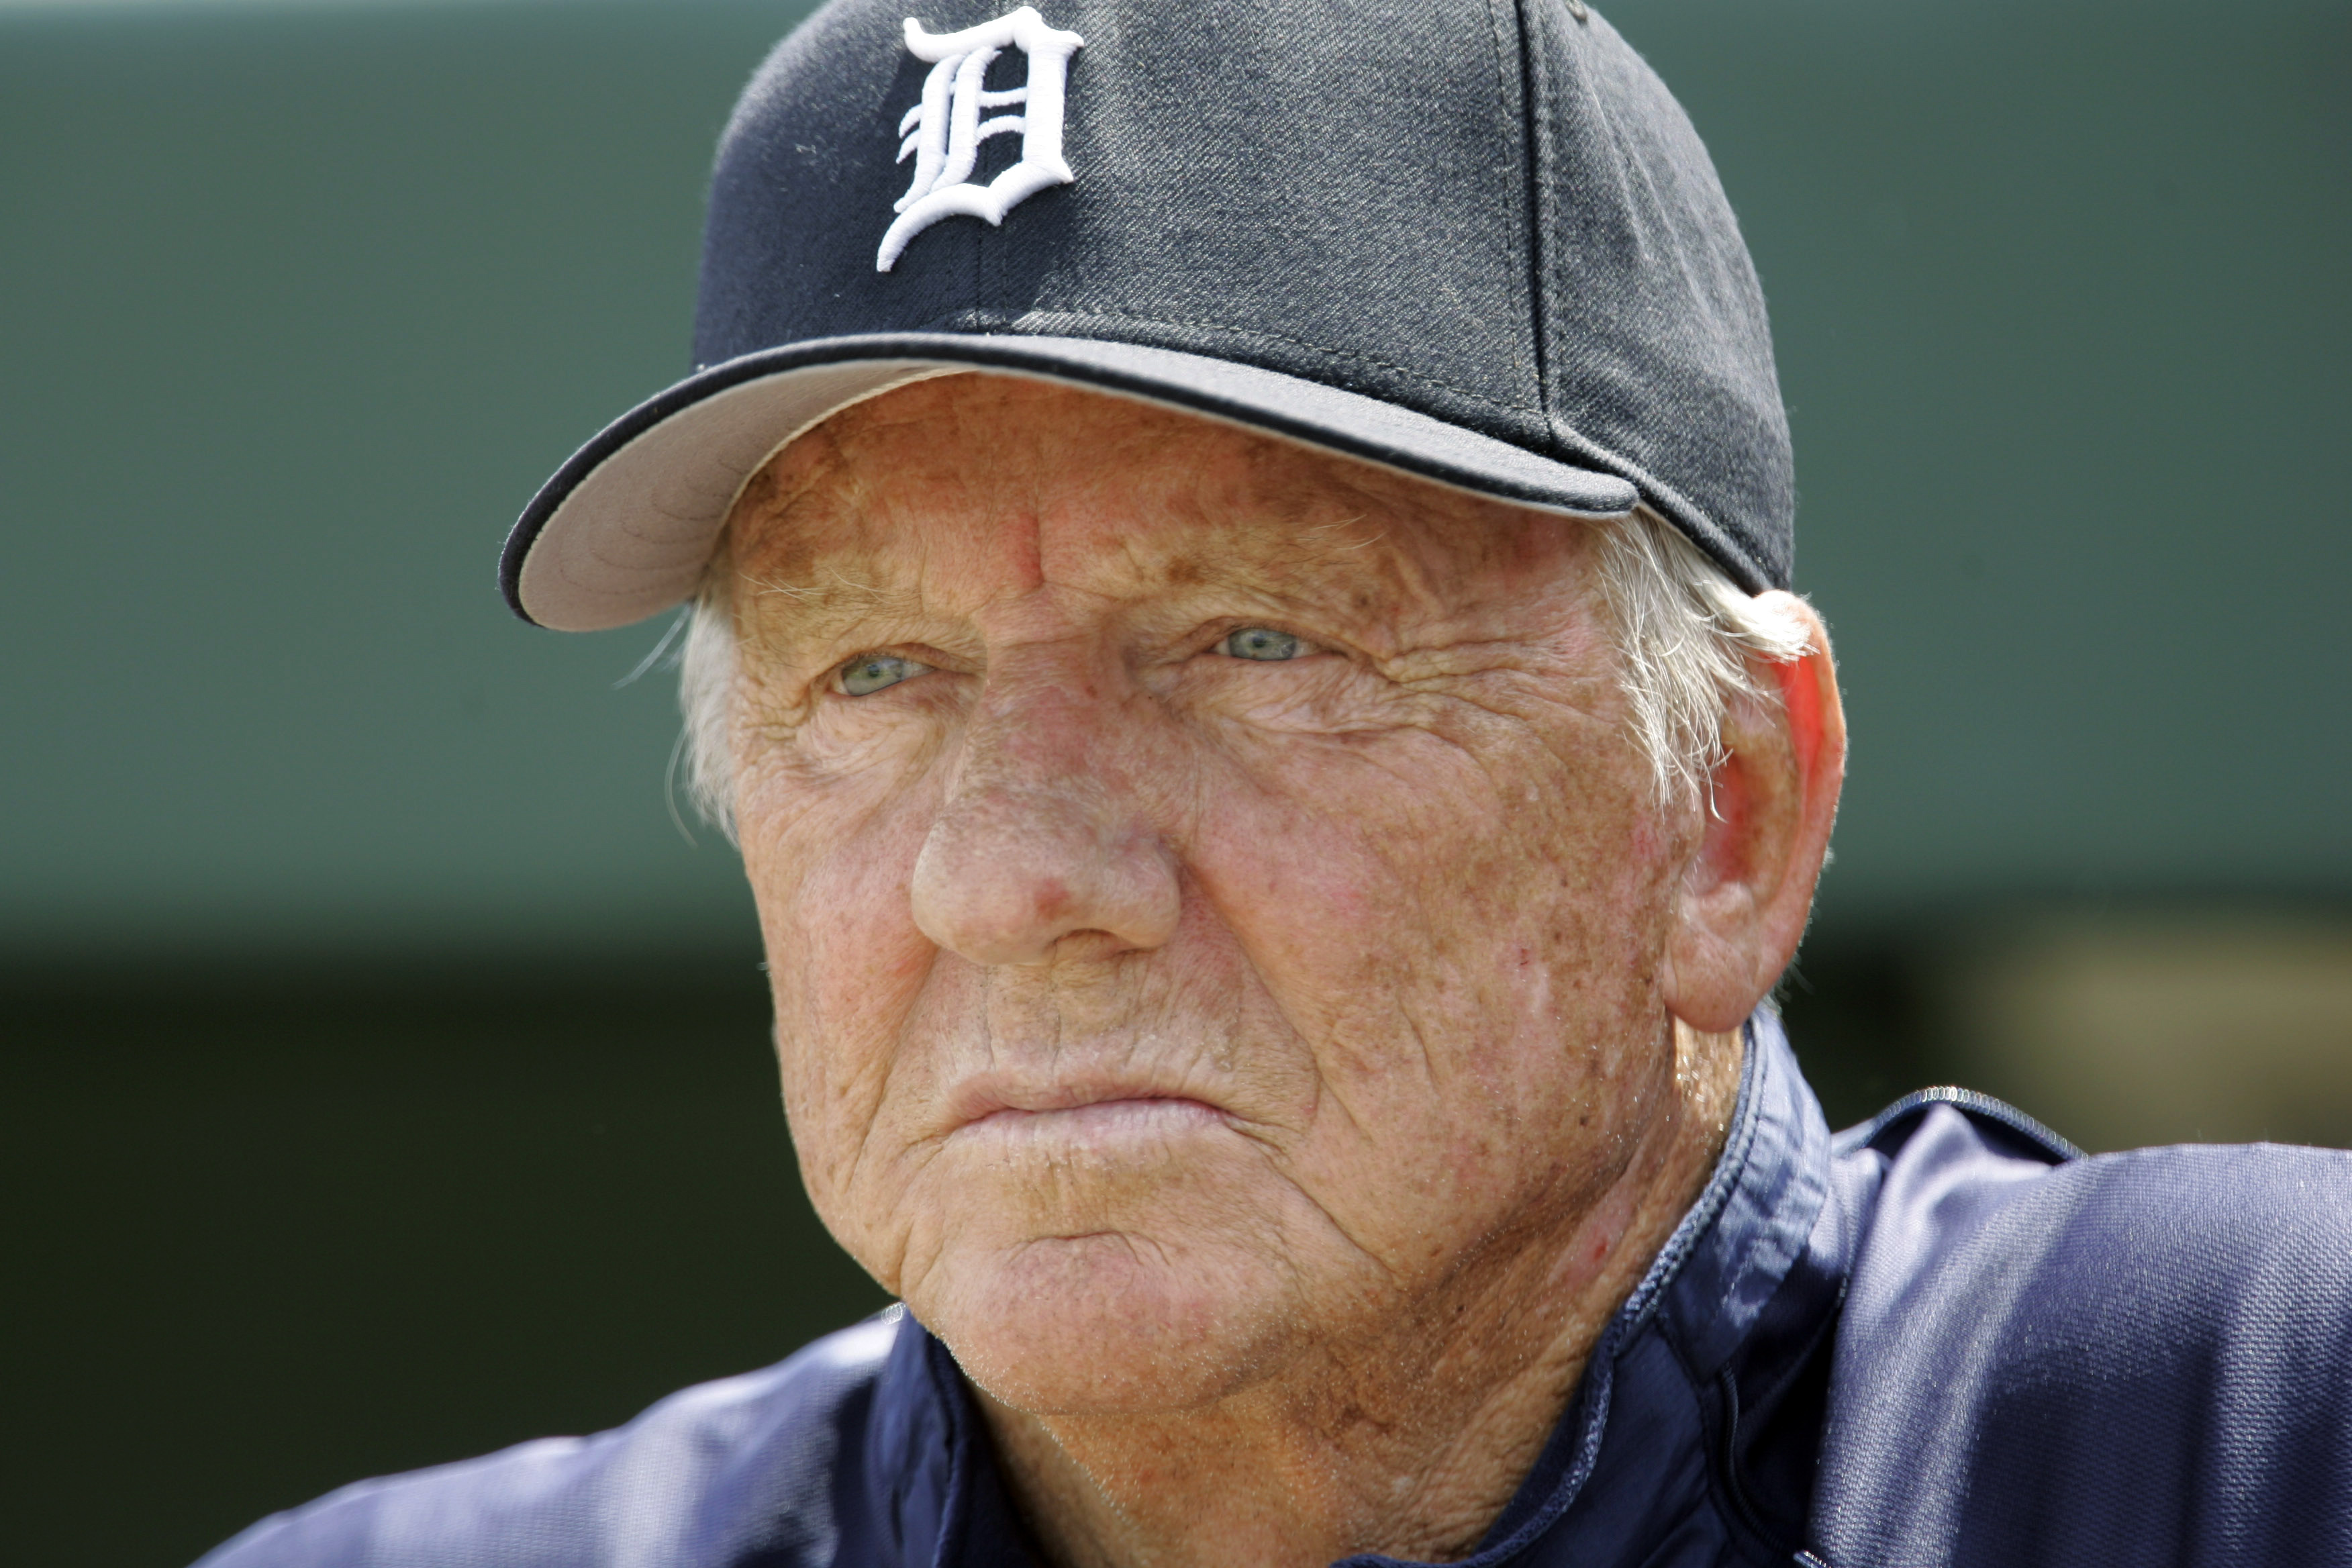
xmin=1202 ymin=705 xmax=1666 ymax=1006
xmin=1187 ymin=711 xmax=1676 ymax=1232
xmin=740 ymin=770 xmax=940 ymax=1249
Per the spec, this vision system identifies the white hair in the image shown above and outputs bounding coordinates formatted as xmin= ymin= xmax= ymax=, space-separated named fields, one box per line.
xmin=672 ymin=507 xmax=1810 ymax=842
xmin=1590 ymin=508 xmax=1816 ymax=805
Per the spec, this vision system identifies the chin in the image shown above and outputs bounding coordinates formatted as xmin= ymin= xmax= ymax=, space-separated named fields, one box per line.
xmin=916 ymin=1230 xmax=1298 ymax=1416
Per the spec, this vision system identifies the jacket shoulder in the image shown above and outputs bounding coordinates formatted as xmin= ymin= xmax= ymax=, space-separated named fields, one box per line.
xmin=194 ymin=1311 xmax=904 ymax=1568
xmin=1814 ymin=1104 xmax=2352 ymax=1566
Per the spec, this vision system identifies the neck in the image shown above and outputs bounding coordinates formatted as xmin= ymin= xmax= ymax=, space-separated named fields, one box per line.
xmin=977 ymin=1021 xmax=1744 ymax=1568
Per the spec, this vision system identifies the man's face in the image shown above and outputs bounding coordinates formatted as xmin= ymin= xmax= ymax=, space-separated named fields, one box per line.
xmin=724 ymin=376 xmax=1702 ymax=1414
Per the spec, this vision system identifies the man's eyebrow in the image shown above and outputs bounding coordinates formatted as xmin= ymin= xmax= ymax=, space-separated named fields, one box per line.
xmin=736 ymin=567 xmax=933 ymax=648
xmin=1294 ymin=512 xmax=1380 ymax=555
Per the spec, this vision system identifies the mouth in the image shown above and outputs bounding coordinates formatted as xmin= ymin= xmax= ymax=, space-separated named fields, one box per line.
xmin=946 ymin=1079 xmax=1233 ymax=1145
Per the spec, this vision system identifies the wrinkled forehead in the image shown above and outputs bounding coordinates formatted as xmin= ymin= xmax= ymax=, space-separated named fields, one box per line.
xmin=719 ymin=371 xmax=1591 ymax=610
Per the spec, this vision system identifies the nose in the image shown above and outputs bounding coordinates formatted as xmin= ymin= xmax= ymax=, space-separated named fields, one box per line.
xmin=910 ymin=679 xmax=1181 ymax=967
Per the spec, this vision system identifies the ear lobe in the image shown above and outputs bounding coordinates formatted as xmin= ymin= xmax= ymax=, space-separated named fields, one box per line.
xmin=1660 ymin=597 xmax=1847 ymax=1034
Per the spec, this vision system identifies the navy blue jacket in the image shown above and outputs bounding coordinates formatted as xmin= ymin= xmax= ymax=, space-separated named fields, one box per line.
xmin=197 ymin=1015 xmax=2352 ymax=1567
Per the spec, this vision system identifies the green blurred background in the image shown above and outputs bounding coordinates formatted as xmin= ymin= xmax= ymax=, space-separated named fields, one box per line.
xmin=1 ymin=0 xmax=2345 ymax=1561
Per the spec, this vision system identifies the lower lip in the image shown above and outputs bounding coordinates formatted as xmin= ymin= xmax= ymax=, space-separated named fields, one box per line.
xmin=956 ymin=1097 xmax=1227 ymax=1147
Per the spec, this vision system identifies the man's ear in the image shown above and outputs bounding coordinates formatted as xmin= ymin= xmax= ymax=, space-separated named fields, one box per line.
xmin=1660 ymin=595 xmax=1847 ymax=1034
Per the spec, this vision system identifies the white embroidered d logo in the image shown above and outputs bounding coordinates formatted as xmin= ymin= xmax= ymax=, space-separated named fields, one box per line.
xmin=877 ymin=7 xmax=1085 ymax=273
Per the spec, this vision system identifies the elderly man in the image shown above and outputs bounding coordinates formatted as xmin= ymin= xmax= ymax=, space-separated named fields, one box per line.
xmin=202 ymin=3 xmax=2352 ymax=1566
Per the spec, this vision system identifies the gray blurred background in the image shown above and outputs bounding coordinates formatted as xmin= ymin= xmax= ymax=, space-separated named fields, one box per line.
xmin=3 ymin=0 xmax=2345 ymax=1561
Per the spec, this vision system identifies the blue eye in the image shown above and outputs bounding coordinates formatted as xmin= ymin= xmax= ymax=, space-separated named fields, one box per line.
xmin=1218 ymin=626 xmax=1307 ymax=661
xmin=838 ymin=654 xmax=932 ymax=695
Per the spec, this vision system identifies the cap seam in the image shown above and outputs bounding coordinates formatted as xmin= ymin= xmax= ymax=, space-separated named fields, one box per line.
xmin=1479 ymin=0 xmax=1539 ymax=407
xmin=1519 ymin=0 xmax=1575 ymax=442
xmin=1507 ymin=1 xmax=1779 ymax=591
xmin=1510 ymin=0 xmax=1551 ymax=408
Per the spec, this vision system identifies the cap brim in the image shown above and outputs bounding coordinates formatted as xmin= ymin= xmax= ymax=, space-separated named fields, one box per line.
xmin=503 ymin=333 xmax=1643 ymax=632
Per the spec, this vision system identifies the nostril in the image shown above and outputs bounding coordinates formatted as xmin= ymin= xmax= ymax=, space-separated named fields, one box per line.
xmin=1042 ymin=928 xmax=1145 ymax=967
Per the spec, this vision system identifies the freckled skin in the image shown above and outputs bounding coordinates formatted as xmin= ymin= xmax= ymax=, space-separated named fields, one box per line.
xmin=722 ymin=375 xmax=1845 ymax=1568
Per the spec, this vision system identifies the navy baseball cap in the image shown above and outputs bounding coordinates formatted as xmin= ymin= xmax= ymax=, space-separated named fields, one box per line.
xmin=501 ymin=0 xmax=1793 ymax=632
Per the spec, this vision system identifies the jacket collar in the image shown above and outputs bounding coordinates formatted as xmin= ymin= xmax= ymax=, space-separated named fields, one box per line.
xmin=865 ymin=1012 xmax=1841 ymax=1567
